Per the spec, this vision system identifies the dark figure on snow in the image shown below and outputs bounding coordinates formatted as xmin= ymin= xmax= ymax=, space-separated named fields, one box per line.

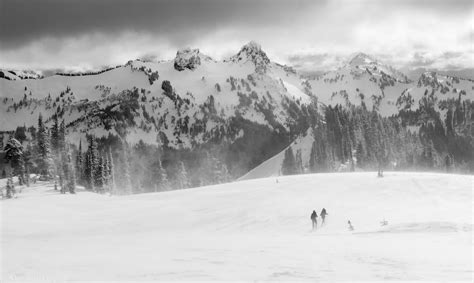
xmin=320 ymin=208 xmax=328 ymax=224
xmin=311 ymin=210 xmax=318 ymax=230
xmin=348 ymin=220 xmax=354 ymax=231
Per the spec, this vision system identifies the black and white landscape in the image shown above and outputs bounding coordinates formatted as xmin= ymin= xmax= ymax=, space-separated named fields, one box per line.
xmin=1 ymin=0 xmax=473 ymax=281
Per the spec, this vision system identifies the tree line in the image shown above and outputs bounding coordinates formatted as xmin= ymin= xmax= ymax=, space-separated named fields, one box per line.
xmin=281 ymin=100 xmax=473 ymax=175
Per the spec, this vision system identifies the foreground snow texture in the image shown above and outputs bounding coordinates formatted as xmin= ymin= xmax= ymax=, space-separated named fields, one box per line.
xmin=1 ymin=172 xmax=472 ymax=281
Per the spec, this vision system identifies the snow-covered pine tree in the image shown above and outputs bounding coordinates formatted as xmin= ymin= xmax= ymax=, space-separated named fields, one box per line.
xmin=107 ymin=147 xmax=116 ymax=194
xmin=176 ymin=161 xmax=190 ymax=189
xmin=102 ymin=153 xmax=110 ymax=191
xmin=122 ymin=143 xmax=133 ymax=194
xmin=58 ymin=124 xmax=68 ymax=193
xmin=220 ymin=162 xmax=231 ymax=183
xmin=75 ymin=140 xmax=83 ymax=185
xmin=355 ymin=142 xmax=364 ymax=168
xmin=151 ymin=155 xmax=169 ymax=191
xmin=66 ymin=147 xmax=76 ymax=194
xmin=94 ymin=155 xmax=105 ymax=193
xmin=87 ymin=153 xmax=95 ymax=192
xmin=4 ymin=137 xmax=25 ymax=185
xmin=37 ymin=113 xmax=55 ymax=179
xmin=295 ymin=149 xmax=304 ymax=174
xmin=59 ymin=145 xmax=76 ymax=194
xmin=50 ymin=114 xmax=59 ymax=154
xmin=86 ymin=136 xmax=99 ymax=191
xmin=59 ymin=148 xmax=67 ymax=194
xmin=58 ymin=120 xmax=66 ymax=153
xmin=23 ymin=142 xmax=34 ymax=187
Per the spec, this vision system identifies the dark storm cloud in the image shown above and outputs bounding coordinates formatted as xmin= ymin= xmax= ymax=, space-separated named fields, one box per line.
xmin=0 ymin=0 xmax=317 ymax=49
xmin=0 ymin=0 xmax=471 ymax=70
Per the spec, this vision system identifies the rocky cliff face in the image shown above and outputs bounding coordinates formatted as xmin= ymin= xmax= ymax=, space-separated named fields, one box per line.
xmin=174 ymin=48 xmax=212 ymax=71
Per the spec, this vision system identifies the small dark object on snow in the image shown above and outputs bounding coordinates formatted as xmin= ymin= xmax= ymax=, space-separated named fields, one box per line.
xmin=311 ymin=210 xmax=318 ymax=230
xmin=377 ymin=168 xmax=384 ymax=177
xmin=348 ymin=220 xmax=354 ymax=231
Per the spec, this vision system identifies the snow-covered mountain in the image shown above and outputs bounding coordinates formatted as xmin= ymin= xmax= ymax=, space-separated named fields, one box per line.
xmin=308 ymin=53 xmax=473 ymax=117
xmin=241 ymin=54 xmax=474 ymax=179
xmin=0 ymin=69 xmax=43 ymax=80
xmin=0 ymin=42 xmax=314 ymax=149
xmin=1 ymin=46 xmax=473 ymax=180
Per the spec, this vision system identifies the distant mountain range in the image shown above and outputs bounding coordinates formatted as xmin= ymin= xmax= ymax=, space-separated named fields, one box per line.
xmin=1 ymin=42 xmax=473 ymax=184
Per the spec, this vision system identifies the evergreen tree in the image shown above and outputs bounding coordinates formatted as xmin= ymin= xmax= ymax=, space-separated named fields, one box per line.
xmin=295 ymin=149 xmax=304 ymax=174
xmin=122 ymin=143 xmax=133 ymax=194
xmin=108 ymin=147 xmax=116 ymax=194
xmin=87 ymin=153 xmax=95 ymax=192
xmin=75 ymin=140 xmax=83 ymax=185
xmin=213 ymin=158 xmax=231 ymax=184
xmin=309 ymin=140 xmax=316 ymax=172
xmin=176 ymin=161 xmax=190 ymax=189
xmin=14 ymin=126 xmax=27 ymax=143
xmin=37 ymin=113 xmax=54 ymax=179
xmin=150 ymin=155 xmax=169 ymax=191
xmin=58 ymin=120 xmax=66 ymax=152
xmin=102 ymin=153 xmax=110 ymax=191
xmin=94 ymin=155 xmax=106 ymax=192
xmin=4 ymin=138 xmax=25 ymax=185
xmin=356 ymin=142 xmax=364 ymax=168
xmin=23 ymin=143 xmax=34 ymax=187
xmin=219 ymin=162 xmax=231 ymax=183
xmin=60 ymin=146 xmax=76 ymax=194
xmin=66 ymin=149 xmax=76 ymax=194
xmin=50 ymin=114 xmax=60 ymax=154
xmin=86 ymin=136 xmax=99 ymax=191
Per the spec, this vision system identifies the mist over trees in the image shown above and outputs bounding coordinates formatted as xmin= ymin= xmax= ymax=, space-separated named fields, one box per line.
xmin=3 ymin=91 xmax=473 ymax=196
xmin=282 ymin=99 xmax=473 ymax=175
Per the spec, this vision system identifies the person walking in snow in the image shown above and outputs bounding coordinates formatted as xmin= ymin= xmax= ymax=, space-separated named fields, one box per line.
xmin=311 ymin=210 xmax=318 ymax=230
xmin=320 ymin=208 xmax=328 ymax=224
xmin=348 ymin=220 xmax=354 ymax=231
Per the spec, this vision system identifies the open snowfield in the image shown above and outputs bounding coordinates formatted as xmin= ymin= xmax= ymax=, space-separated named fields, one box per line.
xmin=1 ymin=172 xmax=473 ymax=281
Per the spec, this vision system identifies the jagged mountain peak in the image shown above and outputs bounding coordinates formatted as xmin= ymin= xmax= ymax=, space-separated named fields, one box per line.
xmin=347 ymin=52 xmax=378 ymax=67
xmin=174 ymin=48 xmax=213 ymax=71
xmin=227 ymin=41 xmax=270 ymax=73
xmin=242 ymin=40 xmax=263 ymax=51
xmin=341 ymin=52 xmax=409 ymax=83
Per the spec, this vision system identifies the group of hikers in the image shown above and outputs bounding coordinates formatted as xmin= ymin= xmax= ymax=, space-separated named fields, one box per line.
xmin=311 ymin=210 xmax=389 ymax=231
xmin=310 ymin=208 xmax=328 ymax=229
xmin=310 ymin=208 xmax=357 ymax=231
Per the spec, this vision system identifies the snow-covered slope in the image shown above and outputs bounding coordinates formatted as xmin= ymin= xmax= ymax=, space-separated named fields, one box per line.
xmin=1 ymin=172 xmax=472 ymax=281
xmin=240 ymin=128 xmax=315 ymax=180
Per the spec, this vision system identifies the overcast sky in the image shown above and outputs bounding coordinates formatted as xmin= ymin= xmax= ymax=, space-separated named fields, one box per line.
xmin=0 ymin=0 xmax=472 ymax=72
